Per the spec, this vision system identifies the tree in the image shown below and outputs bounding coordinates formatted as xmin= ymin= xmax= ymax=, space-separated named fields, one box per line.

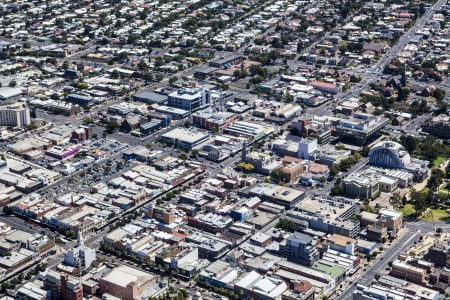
xmin=276 ymin=218 xmax=297 ymax=232
xmin=400 ymin=135 xmax=418 ymax=153
xmin=191 ymin=149 xmax=199 ymax=157
xmin=179 ymin=153 xmax=188 ymax=160
xmin=8 ymin=80 xmax=17 ymax=87
xmin=433 ymin=88 xmax=446 ymax=101
xmin=389 ymin=191 xmax=402 ymax=209
xmin=411 ymin=188 xmax=427 ymax=214
xmin=111 ymin=69 xmax=120 ymax=79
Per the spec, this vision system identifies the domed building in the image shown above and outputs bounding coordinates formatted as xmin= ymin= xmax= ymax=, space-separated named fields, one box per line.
xmin=369 ymin=141 xmax=411 ymax=169
xmin=369 ymin=140 xmax=428 ymax=182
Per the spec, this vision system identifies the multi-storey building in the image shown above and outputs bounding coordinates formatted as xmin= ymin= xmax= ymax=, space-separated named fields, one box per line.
xmin=0 ymin=103 xmax=30 ymax=127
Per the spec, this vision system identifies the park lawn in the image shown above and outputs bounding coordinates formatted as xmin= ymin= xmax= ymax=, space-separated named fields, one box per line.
xmin=433 ymin=156 xmax=446 ymax=167
xmin=423 ymin=208 xmax=450 ymax=221
xmin=399 ymin=204 xmax=415 ymax=217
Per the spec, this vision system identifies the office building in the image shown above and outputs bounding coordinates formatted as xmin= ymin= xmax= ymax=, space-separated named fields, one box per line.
xmin=279 ymin=232 xmax=319 ymax=266
xmin=0 ymin=103 xmax=30 ymax=127
xmin=298 ymin=138 xmax=318 ymax=160
xmin=160 ymin=127 xmax=210 ymax=149
xmin=287 ymin=197 xmax=359 ymax=238
xmin=335 ymin=112 xmax=389 ymax=145
xmin=192 ymin=110 xmax=237 ymax=131
xmin=168 ymin=88 xmax=210 ymax=112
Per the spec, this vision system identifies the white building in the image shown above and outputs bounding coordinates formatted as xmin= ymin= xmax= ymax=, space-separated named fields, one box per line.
xmin=298 ymin=138 xmax=318 ymax=160
xmin=0 ymin=103 xmax=30 ymax=127
xmin=63 ymin=231 xmax=96 ymax=270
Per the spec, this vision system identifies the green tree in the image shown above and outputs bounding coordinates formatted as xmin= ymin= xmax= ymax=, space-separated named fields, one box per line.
xmin=276 ymin=218 xmax=297 ymax=232
xmin=8 ymin=80 xmax=17 ymax=87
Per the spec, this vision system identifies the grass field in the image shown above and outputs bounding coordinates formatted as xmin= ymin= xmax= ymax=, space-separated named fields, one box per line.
xmin=433 ymin=156 xmax=446 ymax=167
xmin=399 ymin=204 xmax=415 ymax=217
xmin=423 ymin=208 xmax=450 ymax=221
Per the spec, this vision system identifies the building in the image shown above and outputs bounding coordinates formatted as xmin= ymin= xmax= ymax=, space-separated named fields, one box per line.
xmin=99 ymin=265 xmax=157 ymax=300
xmin=244 ymin=151 xmax=282 ymax=175
xmin=369 ymin=141 xmax=412 ymax=169
xmin=46 ymin=145 xmax=80 ymax=160
xmin=147 ymin=206 xmax=174 ymax=225
xmin=160 ymin=128 xmax=210 ymax=149
xmin=44 ymin=270 xmax=83 ymax=300
xmin=425 ymin=240 xmax=450 ymax=267
xmin=63 ymin=232 xmax=96 ymax=270
xmin=287 ymin=197 xmax=359 ymax=238
xmin=224 ymin=121 xmax=271 ymax=140
xmin=15 ymin=282 xmax=49 ymax=300
xmin=310 ymin=80 xmax=341 ymax=94
xmin=422 ymin=115 xmax=450 ymax=139
xmin=279 ymin=232 xmax=319 ymax=266
xmin=369 ymin=141 xmax=428 ymax=182
xmin=378 ymin=209 xmax=403 ymax=236
xmin=390 ymin=260 xmax=426 ymax=284
xmin=234 ymin=270 xmax=288 ymax=300
xmin=133 ymin=91 xmax=168 ymax=105
xmin=66 ymin=94 xmax=94 ymax=107
xmin=192 ymin=111 xmax=237 ymax=131
xmin=0 ymin=103 xmax=30 ymax=127
xmin=343 ymin=172 xmax=380 ymax=199
xmin=335 ymin=112 xmax=389 ymax=145
xmin=247 ymin=183 xmax=306 ymax=209
xmin=353 ymin=277 xmax=440 ymax=300
xmin=329 ymin=234 xmax=357 ymax=255
xmin=168 ymin=88 xmax=210 ymax=112
xmin=298 ymin=138 xmax=318 ymax=160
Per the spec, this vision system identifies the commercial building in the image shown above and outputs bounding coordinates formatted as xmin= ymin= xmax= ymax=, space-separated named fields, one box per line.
xmin=15 ymin=282 xmax=49 ymax=300
xmin=66 ymin=94 xmax=94 ymax=107
xmin=99 ymin=265 xmax=157 ymax=300
xmin=353 ymin=276 xmax=440 ymax=300
xmin=279 ymin=232 xmax=320 ymax=266
xmin=168 ymin=88 xmax=210 ymax=112
xmin=160 ymin=128 xmax=210 ymax=149
xmin=287 ymin=197 xmax=359 ymax=238
xmin=224 ymin=121 xmax=272 ymax=140
xmin=335 ymin=112 xmax=389 ymax=145
xmin=390 ymin=260 xmax=426 ymax=284
xmin=0 ymin=103 xmax=30 ymax=127
xmin=8 ymin=137 xmax=52 ymax=155
xmin=44 ymin=270 xmax=83 ymax=300
xmin=243 ymin=151 xmax=282 ymax=175
xmin=234 ymin=270 xmax=288 ymax=300
xmin=246 ymin=183 xmax=306 ymax=209
xmin=46 ymin=145 xmax=80 ymax=160
xmin=192 ymin=110 xmax=237 ymax=131
xmin=0 ymin=87 xmax=23 ymax=100
xmin=425 ymin=240 xmax=450 ymax=268
xmin=133 ymin=90 xmax=168 ymax=105
xmin=328 ymin=234 xmax=357 ymax=255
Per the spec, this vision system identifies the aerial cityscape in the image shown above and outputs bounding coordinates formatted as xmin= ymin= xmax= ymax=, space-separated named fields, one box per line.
xmin=0 ymin=0 xmax=450 ymax=299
